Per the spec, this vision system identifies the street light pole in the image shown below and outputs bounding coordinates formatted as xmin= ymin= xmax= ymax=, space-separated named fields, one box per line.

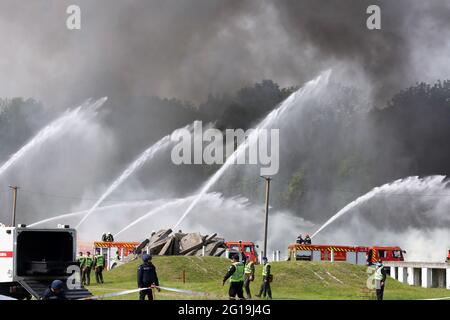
xmin=261 ymin=176 xmax=272 ymax=258
xmin=9 ymin=186 xmax=19 ymax=227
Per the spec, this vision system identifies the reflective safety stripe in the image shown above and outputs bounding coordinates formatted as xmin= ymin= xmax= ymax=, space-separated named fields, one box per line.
xmin=371 ymin=250 xmax=377 ymax=263
xmin=262 ymin=263 xmax=271 ymax=276
xmin=244 ymin=261 xmax=254 ymax=274
xmin=85 ymin=257 xmax=93 ymax=267
xmin=96 ymin=255 xmax=104 ymax=266
xmin=374 ymin=267 xmax=384 ymax=280
xmin=230 ymin=262 xmax=244 ymax=282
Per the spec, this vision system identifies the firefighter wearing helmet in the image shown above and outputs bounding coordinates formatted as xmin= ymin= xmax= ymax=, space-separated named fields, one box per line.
xmin=304 ymin=234 xmax=312 ymax=244
xmin=40 ymin=280 xmax=67 ymax=300
xmin=223 ymin=254 xmax=245 ymax=300
xmin=137 ymin=254 xmax=160 ymax=300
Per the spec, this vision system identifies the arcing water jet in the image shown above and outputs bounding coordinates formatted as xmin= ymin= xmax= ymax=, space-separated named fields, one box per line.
xmin=172 ymin=70 xmax=332 ymax=230
xmin=76 ymin=124 xmax=194 ymax=229
xmin=0 ymin=97 xmax=107 ymax=178
xmin=28 ymin=200 xmax=153 ymax=227
xmin=311 ymin=175 xmax=449 ymax=238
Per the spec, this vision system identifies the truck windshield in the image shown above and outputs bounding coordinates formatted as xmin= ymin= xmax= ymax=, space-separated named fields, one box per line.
xmin=392 ymin=250 xmax=402 ymax=258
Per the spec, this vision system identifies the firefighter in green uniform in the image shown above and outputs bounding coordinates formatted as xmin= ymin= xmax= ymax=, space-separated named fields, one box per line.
xmin=243 ymin=259 xmax=255 ymax=299
xmin=77 ymin=252 xmax=86 ymax=283
xmin=94 ymin=249 xmax=105 ymax=284
xmin=256 ymin=256 xmax=272 ymax=299
xmin=222 ymin=254 xmax=245 ymax=300
xmin=77 ymin=252 xmax=86 ymax=268
xmin=82 ymin=251 xmax=93 ymax=286
xmin=374 ymin=259 xmax=387 ymax=300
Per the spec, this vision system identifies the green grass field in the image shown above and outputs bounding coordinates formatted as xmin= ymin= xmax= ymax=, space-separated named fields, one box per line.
xmin=87 ymin=256 xmax=450 ymax=300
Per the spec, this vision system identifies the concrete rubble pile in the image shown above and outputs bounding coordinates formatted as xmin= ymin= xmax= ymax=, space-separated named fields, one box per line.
xmin=135 ymin=229 xmax=227 ymax=257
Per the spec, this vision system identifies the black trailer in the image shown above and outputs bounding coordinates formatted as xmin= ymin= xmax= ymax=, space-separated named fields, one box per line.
xmin=0 ymin=225 xmax=92 ymax=300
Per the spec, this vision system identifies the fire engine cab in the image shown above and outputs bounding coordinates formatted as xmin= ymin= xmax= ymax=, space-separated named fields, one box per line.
xmin=0 ymin=224 xmax=92 ymax=300
xmin=225 ymin=241 xmax=258 ymax=263
xmin=288 ymin=243 xmax=405 ymax=265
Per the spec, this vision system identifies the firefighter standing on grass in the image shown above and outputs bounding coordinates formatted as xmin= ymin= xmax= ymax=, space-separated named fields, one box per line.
xmin=223 ymin=254 xmax=245 ymax=300
xmin=374 ymin=259 xmax=387 ymax=300
xmin=137 ymin=254 xmax=160 ymax=300
xmin=243 ymin=259 xmax=255 ymax=299
xmin=82 ymin=251 xmax=93 ymax=286
xmin=256 ymin=257 xmax=272 ymax=299
xmin=94 ymin=249 xmax=105 ymax=284
xmin=77 ymin=251 xmax=85 ymax=265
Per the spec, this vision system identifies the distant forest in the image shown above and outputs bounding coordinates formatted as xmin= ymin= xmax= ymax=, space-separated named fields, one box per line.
xmin=1 ymin=79 xmax=450 ymax=220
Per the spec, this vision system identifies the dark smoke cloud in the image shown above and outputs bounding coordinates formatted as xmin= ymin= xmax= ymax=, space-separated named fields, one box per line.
xmin=1 ymin=1 xmax=449 ymax=108
xmin=0 ymin=0 xmax=302 ymax=107
xmin=274 ymin=0 xmax=450 ymax=102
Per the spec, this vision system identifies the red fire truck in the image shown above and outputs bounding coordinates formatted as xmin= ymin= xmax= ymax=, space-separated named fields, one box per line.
xmin=225 ymin=241 xmax=258 ymax=263
xmin=288 ymin=243 xmax=405 ymax=265
xmin=92 ymin=241 xmax=139 ymax=270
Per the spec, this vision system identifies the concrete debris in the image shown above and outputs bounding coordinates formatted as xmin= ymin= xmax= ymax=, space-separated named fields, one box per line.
xmin=136 ymin=229 xmax=227 ymax=257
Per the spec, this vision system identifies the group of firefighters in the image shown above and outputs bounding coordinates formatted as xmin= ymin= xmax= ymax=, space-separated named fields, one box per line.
xmin=40 ymin=238 xmax=388 ymax=301
xmin=296 ymin=234 xmax=312 ymax=244
xmin=223 ymin=254 xmax=273 ymax=300
xmin=133 ymin=251 xmax=273 ymax=301
xmin=77 ymin=250 xmax=106 ymax=286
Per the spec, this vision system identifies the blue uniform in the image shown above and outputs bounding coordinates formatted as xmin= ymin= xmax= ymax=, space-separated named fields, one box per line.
xmin=137 ymin=262 xmax=159 ymax=300
xmin=40 ymin=287 xmax=67 ymax=300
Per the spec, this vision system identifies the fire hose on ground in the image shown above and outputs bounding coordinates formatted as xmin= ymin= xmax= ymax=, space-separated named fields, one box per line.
xmin=78 ymin=285 xmax=214 ymax=300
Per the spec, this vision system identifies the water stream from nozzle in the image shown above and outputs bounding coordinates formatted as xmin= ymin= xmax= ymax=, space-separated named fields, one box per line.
xmin=172 ymin=70 xmax=332 ymax=230
xmin=311 ymin=175 xmax=449 ymax=239
xmin=0 ymin=97 xmax=107 ymax=178
xmin=76 ymin=123 xmax=194 ymax=229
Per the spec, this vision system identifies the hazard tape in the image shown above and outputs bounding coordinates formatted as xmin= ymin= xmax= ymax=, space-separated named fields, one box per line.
xmin=79 ymin=286 xmax=210 ymax=300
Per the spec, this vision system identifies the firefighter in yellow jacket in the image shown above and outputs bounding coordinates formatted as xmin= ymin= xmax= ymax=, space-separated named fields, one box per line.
xmin=82 ymin=251 xmax=93 ymax=286
xmin=243 ymin=259 xmax=255 ymax=299
xmin=94 ymin=249 xmax=105 ymax=284
xmin=374 ymin=259 xmax=387 ymax=300
xmin=222 ymin=254 xmax=245 ymax=300
xmin=256 ymin=257 xmax=272 ymax=299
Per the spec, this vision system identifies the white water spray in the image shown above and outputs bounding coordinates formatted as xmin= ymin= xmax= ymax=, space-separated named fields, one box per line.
xmin=311 ymin=175 xmax=449 ymax=238
xmin=29 ymin=200 xmax=154 ymax=227
xmin=0 ymin=97 xmax=107 ymax=178
xmin=172 ymin=70 xmax=332 ymax=230
xmin=76 ymin=124 xmax=193 ymax=229
xmin=115 ymin=197 xmax=189 ymax=237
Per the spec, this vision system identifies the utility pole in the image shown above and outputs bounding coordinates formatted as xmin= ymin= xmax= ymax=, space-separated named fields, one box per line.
xmin=9 ymin=186 xmax=19 ymax=227
xmin=261 ymin=176 xmax=272 ymax=258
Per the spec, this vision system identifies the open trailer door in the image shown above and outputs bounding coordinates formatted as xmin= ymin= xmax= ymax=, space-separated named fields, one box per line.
xmin=14 ymin=228 xmax=93 ymax=300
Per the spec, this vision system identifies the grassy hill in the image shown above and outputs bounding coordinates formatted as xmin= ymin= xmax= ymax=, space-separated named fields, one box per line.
xmin=88 ymin=256 xmax=450 ymax=300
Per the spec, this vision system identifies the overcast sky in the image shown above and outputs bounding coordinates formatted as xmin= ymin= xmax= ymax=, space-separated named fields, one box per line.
xmin=0 ymin=0 xmax=449 ymax=108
